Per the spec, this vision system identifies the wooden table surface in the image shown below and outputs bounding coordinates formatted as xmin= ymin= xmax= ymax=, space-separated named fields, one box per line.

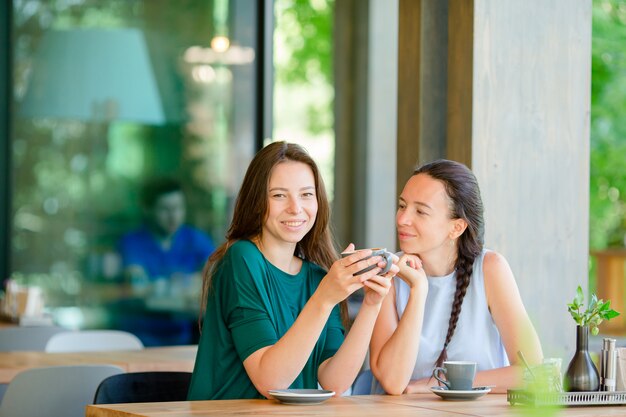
xmin=0 ymin=345 xmax=196 ymax=384
xmin=86 ymin=393 xmax=626 ymax=417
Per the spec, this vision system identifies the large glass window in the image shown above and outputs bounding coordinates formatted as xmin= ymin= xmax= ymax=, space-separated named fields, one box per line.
xmin=6 ymin=0 xmax=260 ymax=345
xmin=272 ymin=0 xmax=335 ymax=199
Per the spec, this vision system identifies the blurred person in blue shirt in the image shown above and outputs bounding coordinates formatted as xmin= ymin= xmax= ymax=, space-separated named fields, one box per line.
xmin=116 ymin=177 xmax=215 ymax=346
xmin=119 ymin=178 xmax=215 ymax=283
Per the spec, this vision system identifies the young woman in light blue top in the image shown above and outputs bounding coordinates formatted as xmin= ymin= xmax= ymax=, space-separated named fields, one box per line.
xmin=370 ymin=159 xmax=543 ymax=395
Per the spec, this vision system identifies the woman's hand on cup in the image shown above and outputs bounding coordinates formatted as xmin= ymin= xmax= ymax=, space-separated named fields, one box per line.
xmin=317 ymin=245 xmax=386 ymax=305
xmin=362 ymin=276 xmax=391 ymax=307
xmin=337 ymin=244 xmax=391 ymax=283
xmin=361 ymin=258 xmax=398 ymax=306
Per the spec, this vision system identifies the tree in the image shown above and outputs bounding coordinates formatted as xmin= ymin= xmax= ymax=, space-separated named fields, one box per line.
xmin=590 ymin=0 xmax=626 ymax=249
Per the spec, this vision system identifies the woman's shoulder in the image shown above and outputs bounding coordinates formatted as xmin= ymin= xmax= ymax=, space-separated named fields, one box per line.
xmin=482 ymin=250 xmax=512 ymax=276
xmin=214 ymin=240 xmax=266 ymax=287
xmin=218 ymin=240 xmax=265 ymax=275
xmin=481 ymin=249 xmax=516 ymax=295
xmin=225 ymin=239 xmax=262 ymax=259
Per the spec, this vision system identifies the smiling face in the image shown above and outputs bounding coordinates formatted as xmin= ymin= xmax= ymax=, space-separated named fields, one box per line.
xmin=260 ymin=161 xmax=318 ymax=249
xmin=397 ymin=173 xmax=464 ymax=258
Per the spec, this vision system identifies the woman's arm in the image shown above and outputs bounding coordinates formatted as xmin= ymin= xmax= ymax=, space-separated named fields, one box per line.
xmin=404 ymin=367 xmax=523 ymax=394
xmin=406 ymin=252 xmax=541 ymax=394
xmin=482 ymin=251 xmax=543 ymax=392
xmin=241 ymin=251 xmax=386 ymax=398
xmin=369 ymin=255 xmax=429 ymax=395
xmin=317 ymin=271 xmax=395 ymax=394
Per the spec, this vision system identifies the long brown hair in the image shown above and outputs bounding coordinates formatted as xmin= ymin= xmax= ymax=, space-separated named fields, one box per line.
xmin=413 ymin=159 xmax=484 ymax=368
xmin=199 ymin=141 xmax=339 ymax=325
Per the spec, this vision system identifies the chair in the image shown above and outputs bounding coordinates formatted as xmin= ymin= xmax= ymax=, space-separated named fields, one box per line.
xmin=93 ymin=371 xmax=192 ymax=404
xmin=0 ymin=326 xmax=67 ymax=352
xmin=351 ymin=369 xmax=374 ymax=395
xmin=0 ymin=365 xmax=124 ymax=417
xmin=44 ymin=330 xmax=144 ymax=352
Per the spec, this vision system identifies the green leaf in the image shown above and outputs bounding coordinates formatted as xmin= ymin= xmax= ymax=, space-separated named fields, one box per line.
xmin=605 ymin=310 xmax=621 ymax=319
xmin=567 ymin=285 xmax=620 ymax=329
xmin=575 ymin=286 xmax=584 ymax=305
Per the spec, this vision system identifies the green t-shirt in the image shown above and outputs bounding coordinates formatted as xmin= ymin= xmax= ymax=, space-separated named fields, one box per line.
xmin=188 ymin=240 xmax=345 ymax=400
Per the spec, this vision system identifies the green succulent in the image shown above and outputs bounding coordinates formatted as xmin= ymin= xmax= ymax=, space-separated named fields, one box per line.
xmin=567 ymin=285 xmax=620 ymax=335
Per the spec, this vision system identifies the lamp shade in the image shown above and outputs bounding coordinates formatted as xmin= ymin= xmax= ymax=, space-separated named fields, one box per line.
xmin=21 ymin=28 xmax=165 ymax=125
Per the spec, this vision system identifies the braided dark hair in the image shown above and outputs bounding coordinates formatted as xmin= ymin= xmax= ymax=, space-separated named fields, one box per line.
xmin=413 ymin=160 xmax=484 ymax=368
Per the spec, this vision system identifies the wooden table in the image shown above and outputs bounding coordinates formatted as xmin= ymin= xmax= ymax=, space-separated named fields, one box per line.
xmin=86 ymin=393 xmax=626 ymax=417
xmin=0 ymin=345 xmax=196 ymax=384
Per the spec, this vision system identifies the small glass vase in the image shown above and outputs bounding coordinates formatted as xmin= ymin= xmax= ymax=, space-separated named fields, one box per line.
xmin=564 ymin=325 xmax=599 ymax=392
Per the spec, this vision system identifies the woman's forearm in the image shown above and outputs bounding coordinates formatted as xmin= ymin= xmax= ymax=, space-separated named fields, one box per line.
xmin=405 ymin=365 xmax=524 ymax=394
xmin=372 ymin=286 xmax=427 ymax=395
xmin=243 ymin=292 xmax=334 ymax=396
xmin=317 ymin=302 xmax=382 ymax=394
xmin=473 ymin=366 xmax=523 ymax=393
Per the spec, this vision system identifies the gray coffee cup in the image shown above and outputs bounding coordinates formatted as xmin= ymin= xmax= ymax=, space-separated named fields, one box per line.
xmin=340 ymin=248 xmax=393 ymax=275
xmin=432 ymin=361 xmax=477 ymax=391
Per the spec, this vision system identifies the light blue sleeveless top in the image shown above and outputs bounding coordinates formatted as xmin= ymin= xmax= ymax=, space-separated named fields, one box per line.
xmin=374 ymin=249 xmax=509 ymax=393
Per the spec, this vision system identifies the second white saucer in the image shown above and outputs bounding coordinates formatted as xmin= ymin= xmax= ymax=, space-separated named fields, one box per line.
xmin=430 ymin=386 xmax=491 ymax=401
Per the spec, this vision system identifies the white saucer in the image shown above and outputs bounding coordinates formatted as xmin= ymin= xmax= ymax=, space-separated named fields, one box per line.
xmin=268 ymin=389 xmax=335 ymax=405
xmin=430 ymin=386 xmax=491 ymax=401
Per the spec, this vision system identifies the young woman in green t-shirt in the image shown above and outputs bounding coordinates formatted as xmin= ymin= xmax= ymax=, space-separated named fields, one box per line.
xmin=188 ymin=141 xmax=398 ymax=400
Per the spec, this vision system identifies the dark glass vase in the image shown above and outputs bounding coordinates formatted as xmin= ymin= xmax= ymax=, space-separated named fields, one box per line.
xmin=564 ymin=325 xmax=599 ymax=392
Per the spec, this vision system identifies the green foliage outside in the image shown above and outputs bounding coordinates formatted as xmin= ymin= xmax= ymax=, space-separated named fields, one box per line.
xmin=274 ymin=0 xmax=334 ymax=135
xmin=273 ymin=0 xmax=335 ymax=197
xmin=590 ymin=0 xmax=626 ymax=250
xmin=275 ymin=0 xmax=333 ymax=85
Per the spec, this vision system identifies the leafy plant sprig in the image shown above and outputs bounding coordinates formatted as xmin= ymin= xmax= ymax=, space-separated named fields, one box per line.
xmin=567 ymin=285 xmax=620 ymax=335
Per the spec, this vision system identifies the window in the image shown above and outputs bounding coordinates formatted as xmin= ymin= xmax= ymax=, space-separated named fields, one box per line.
xmin=4 ymin=0 xmax=262 ymax=345
xmin=272 ymin=0 xmax=335 ymax=200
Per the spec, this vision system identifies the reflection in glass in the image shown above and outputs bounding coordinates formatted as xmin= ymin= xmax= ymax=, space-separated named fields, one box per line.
xmin=9 ymin=0 xmax=259 ymax=344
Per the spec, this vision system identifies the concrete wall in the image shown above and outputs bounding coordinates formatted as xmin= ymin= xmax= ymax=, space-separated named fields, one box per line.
xmin=468 ymin=0 xmax=591 ymax=356
xmin=400 ymin=0 xmax=592 ymax=356
xmin=337 ymin=0 xmax=591 ymax=357
xmin=334 ymin=0 xmax=398 ymax=251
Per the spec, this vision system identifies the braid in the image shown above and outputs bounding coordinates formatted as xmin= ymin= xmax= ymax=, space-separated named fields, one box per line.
xmin=434 ymin=252 xmax=474 ymax=368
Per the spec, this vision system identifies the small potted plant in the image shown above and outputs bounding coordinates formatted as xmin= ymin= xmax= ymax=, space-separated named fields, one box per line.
xmin=564 ymin=285 xmax=620 ymax=391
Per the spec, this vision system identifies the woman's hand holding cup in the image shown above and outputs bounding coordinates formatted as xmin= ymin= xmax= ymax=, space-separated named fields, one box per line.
xmin=317 ymin=245 xmax=387 ymax=306
xmin=340 ymin=247 xmax=395 ymax=277
xmin=340 ymin=245 xmax=399 ymax=307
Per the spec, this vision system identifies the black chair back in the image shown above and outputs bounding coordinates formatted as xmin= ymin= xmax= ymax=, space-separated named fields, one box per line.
xmin=93 ymin=371 xmax=192 ymax=404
